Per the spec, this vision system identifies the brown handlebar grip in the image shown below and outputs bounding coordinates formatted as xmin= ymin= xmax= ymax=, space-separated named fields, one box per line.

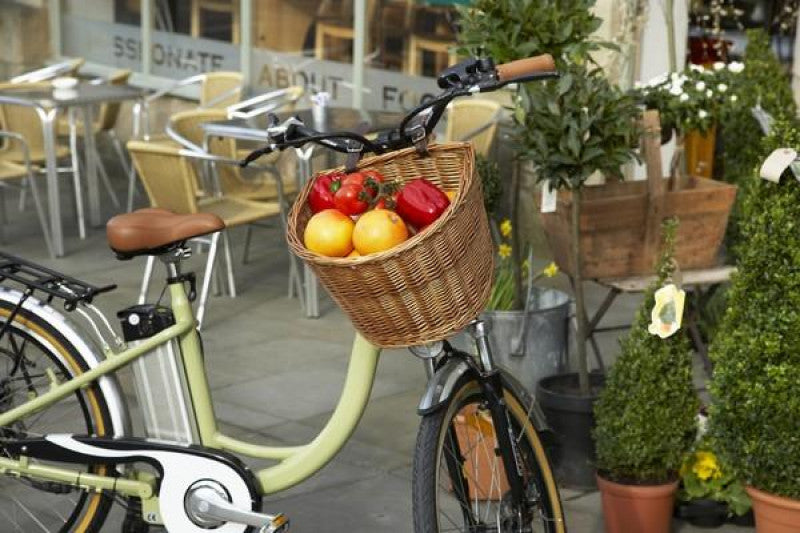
xmin=496 ymin=54 xmax=556 ymax=82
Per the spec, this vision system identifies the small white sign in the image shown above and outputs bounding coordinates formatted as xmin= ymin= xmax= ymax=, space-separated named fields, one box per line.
xmin=540 ymin=183 xmax=557 ymax=213
xmin=760 ymin=148 xmax=797 ymax=183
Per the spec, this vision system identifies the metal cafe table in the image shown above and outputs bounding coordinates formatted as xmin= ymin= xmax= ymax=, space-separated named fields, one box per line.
xmin=0 ymin=83 xmax=143 ymax=257
xmin=202 ymin=108 xmax=404 ymax=318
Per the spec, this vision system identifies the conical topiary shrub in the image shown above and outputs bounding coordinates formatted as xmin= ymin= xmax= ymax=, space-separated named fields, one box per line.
xmin=709 ymin=120 xmax=800 ymax=515
xmin=593 ymin=218 xmax=699 ymax=532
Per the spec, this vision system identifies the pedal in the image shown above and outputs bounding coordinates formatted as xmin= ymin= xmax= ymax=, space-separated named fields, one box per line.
xmin=186 ymin=480 xmax=290 ymax=532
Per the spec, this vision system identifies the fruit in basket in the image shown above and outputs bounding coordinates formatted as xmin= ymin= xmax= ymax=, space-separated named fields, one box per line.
xmin=395 ymin=178 xmax=451 ymax=229
xmin=304 ymin=209 xmax=355 ymax=257
xmin=308 ymin=172 xmax=344 ymax=213
xmin=334 ymin=183 xmax=371 ymax=215
xmin=352 ymin=209 xmax=409 ymax=255
xmin=342 ymin=170 xmax=383 ymax=198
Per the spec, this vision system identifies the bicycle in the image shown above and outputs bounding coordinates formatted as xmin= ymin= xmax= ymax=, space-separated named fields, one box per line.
xmin=0 ymin=53 xmax=565 ymax=533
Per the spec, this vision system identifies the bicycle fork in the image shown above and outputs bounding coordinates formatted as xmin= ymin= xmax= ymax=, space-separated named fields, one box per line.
xmin=469 ymin=320 xmax=532 ymax=523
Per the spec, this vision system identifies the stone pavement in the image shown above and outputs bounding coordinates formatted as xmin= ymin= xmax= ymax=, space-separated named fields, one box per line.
xmin=0 ymin=150 xmax=750 ymax=532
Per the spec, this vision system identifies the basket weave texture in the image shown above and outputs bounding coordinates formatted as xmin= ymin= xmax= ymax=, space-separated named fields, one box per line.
xmin=287 ymin=142 xmax=493 ymax=348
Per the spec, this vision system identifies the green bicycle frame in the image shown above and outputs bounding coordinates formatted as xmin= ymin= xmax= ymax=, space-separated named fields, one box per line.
xmin=0 ymin=280 xmax=383 ymax=496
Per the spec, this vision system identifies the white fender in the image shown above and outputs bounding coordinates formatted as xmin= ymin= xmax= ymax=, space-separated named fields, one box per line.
xmin=0 ymin=286 xmax=132 ymax=437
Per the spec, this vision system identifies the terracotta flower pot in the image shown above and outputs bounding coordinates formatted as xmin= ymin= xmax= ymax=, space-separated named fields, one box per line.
xmin=597 ymin=475 xmax=678 ymax=533
xmin=747 ymin=486 xmax=800 ymax=532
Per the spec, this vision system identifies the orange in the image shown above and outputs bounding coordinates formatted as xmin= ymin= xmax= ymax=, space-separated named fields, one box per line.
xmin=352 ymin=209 xmax=409 ymax=255
xmin=444 ymin=189 xmax=457 ymax=201
xmin=304 ymin=209 xmax=355 ymax=257
xmin=347 ymin=249 xmax=361 ymax=259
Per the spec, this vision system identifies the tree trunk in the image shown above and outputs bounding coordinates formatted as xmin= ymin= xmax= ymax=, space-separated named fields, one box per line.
xmin=571 ymin=189 xmax=590 ymax=395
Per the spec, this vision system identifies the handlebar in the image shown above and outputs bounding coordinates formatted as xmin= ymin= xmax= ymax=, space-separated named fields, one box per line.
xmin=241 ymin=54 xmax=558 ymax=168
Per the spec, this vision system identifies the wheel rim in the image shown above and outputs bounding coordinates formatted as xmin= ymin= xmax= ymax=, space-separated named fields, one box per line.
xmin=433 ymin=383 xmax=559 ymax=533
xmin=0 ymin=312 xmax=108 ymax=532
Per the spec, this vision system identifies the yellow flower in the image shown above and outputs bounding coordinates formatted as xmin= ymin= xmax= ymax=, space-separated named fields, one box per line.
xmin=647 ymin=283 xmax=686 ymax=339
xmin=543 ymin=262 xmax=559 ymax=278
xmin=498 ymin=244 xmax=512 ymax=258
xmin=692 ymin=451 xmax=722 ymax=481
xmin=500 ymin=219 xmax=512 ymax=238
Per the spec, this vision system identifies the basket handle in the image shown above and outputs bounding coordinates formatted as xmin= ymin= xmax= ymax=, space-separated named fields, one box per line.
xmin=639 ymin=109 xmax=666 ymax=272
xmin=344 ymin=121 xmax=372 ymax=173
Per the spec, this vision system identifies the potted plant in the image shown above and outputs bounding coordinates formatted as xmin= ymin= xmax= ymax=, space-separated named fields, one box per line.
xmin=593 ymin=218 xmax=699 ymax=533
xmin=709 ymin=119 xmax=800 ymax=532
xmin=457 ymin=0 xmax=608 ymax=310
xmin=634 ymin=60 xmax=743 ymax=181
xmin=521 ymin=63 xmax=641 ymax=487
xmin=675 ymin=437 xmax=752 ymax=528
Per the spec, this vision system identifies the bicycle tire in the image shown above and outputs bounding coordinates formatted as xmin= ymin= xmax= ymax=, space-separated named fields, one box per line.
xmin=0 ymin=298 xmax=115 ymax=532
xmin=412 ymin=371 xmax=565 ymax=533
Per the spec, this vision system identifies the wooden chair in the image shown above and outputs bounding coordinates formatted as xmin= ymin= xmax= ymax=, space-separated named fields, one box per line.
xmin=314 ymin=0 xmax=379 ymax=62
xmin=0 ymin=82 xmax=86 ymax=238
xmin=405 ymin=5 xmax=457 ymax=76
xmin=191 ymin=0 xmax=241 ymax=44
xmin=444 ymin=99 xmax=501 ymax=157
xmin=127 ymin=140 xmax=282 ymax=328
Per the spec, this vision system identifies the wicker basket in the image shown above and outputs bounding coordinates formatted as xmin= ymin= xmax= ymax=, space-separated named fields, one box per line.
xmin=287 ymin=142 xmax=493 ymax=348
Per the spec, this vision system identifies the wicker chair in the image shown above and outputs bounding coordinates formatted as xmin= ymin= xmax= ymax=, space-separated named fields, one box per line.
xmin=444 ymin=99 xmax=501 ymax=158
xmin=127 ymin=140 xmax=282 ymax=328
xmin=9 ymin=58 xmax=84 ymax=83
xmin=0 ymin=82 xmax=86 ymax=238
xmin=0 ymin=131 xmax=52 ymax=255
xmin=127 ymin=71 xmax=244 ymax=211
xmin=56 ymin=69 xmax=133 ymax=209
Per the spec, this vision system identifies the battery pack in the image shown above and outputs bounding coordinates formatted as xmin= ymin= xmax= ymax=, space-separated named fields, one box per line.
xmin=118 ymin=304 xmax=199 ymax=444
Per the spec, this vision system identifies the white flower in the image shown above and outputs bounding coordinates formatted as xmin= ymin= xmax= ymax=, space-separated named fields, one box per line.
xmin=648 ymin=284 xmax=686 ymax=339
xmin=695 ymin=81 xmax=706 ymax=91
xmin=648 ymin=73 xmax=669 ymax=86
xmin=698 ymin=109 xmax=709 ymax=119
xmin=689 ymin=64 xmax=704 ymax=72
xmin=731 ymin=94 xmax=739 ymax=102
xmin=717 ymin=83 xmax=728 ymax=93
xmin=670 ymin=84 xmax=684 ymax=96
xmin=713 ymin=61 xmax=726 ymax=71
xmin=728 ymin=61 xmax=745 ymax=73
xmin=680 ymin=93 xmax=689 ymax=102
xmin=706 ymin=89 xmax=713 ymax=98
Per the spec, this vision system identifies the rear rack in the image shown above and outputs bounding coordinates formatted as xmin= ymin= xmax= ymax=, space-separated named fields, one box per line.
xmin=0 ymin=251 xmax=116 ymax=311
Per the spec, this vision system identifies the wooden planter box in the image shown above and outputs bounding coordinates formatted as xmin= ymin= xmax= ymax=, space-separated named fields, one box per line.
xmin=539 ymin=111 xmax=737 ymax=279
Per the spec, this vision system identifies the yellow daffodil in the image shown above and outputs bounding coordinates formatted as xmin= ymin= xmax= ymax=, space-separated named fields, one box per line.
xmin=692 ymin=451 xmax=722 ymax=481
xmin=647 ymin=283 xmax=686 ymax=339
xmin=500 ymin=219 xmax=512 ymax=238
xmin=543 ymin=262 xmax=559 ymax=278
xmin=498 ymin=244 xmax=512 ymax=259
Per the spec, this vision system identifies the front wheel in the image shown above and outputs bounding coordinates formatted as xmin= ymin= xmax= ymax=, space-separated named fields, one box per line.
xmin=413 ymin=372 xmax=565 ymax=533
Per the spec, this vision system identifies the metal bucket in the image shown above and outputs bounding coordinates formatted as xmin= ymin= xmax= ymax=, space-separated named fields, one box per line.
xmin=451 ymin=287 xmax=570 ymax=395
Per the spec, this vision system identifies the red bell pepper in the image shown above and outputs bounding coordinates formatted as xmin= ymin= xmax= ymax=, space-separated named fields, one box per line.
xmin=308 ymin=172 xmax=344 ymax=213
xmin=395 ymin=178 xmax=451 ymax=229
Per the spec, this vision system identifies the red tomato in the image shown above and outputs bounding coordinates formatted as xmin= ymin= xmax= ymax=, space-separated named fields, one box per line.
xmin=308 ymin=172 xmax=343 ymax=213
xmin=334 ymin=183 xmax=370 ymax=215
xmin=342 ymin=170 xmax=383 ymax=199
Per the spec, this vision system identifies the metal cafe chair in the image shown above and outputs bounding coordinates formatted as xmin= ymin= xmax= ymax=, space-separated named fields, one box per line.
xmin=56 ymin=69 xmax=133 ymax=210
xmin=10 ymin=58 xmax=84 ymax=84
xmin=0 ymin=82 xmax=86 ymax=239
xmin=127 ymin=140 xmax=282 ymax=329
xmin=0 ymin=131 xmax=52 ymax=255
xmin=127 ymin=71 xmax=244 ymax=211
